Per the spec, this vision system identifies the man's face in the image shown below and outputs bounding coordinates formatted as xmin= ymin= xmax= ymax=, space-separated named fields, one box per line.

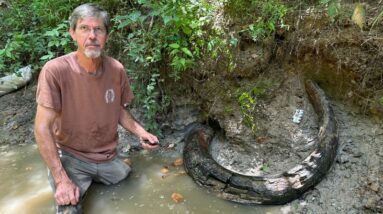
xmin=70 ymin=16 xmax=108 ymax=59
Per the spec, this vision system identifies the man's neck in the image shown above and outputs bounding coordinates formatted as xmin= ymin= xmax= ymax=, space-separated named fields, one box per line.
xmin=76 ymin=51 xmax=102 ymax=74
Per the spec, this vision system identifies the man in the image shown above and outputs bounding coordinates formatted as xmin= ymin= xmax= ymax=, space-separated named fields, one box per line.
xmin=34 ymin=3 xmax=159 ymax=213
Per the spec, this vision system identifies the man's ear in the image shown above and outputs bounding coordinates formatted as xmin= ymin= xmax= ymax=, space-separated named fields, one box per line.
xmin=69 ymin=28 xmax=76 ymax=41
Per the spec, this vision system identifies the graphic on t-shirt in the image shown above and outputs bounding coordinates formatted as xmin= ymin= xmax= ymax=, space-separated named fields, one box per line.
xmin=105 ymin=89 xmax=115 ymax=104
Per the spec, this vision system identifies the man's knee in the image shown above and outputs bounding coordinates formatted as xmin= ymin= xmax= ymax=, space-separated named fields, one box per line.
xmin=97 ymin=158 xmax=131 ymax=185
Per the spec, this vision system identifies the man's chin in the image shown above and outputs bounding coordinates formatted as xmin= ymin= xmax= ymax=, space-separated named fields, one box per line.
xmin=84 ymin=50 xmax=102 ymax=59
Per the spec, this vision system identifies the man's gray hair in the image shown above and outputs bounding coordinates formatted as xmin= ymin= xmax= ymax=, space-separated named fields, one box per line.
xmin=70 ymin=3 xmax=110 ymax=33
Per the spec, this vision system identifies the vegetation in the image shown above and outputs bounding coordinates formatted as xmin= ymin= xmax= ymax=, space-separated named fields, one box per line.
xmin=0 ymin=0 xmax=299 ymax=133
xmin=236 ymin=75 xmax=276 ymax=135
xmin=319 ymin=0 xmax=341 ymax=20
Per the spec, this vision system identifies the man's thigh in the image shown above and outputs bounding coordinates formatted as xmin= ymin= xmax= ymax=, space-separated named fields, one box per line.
xmin=95 ymin=157 xmax=131 ymax=185
xmin=49 ymin=150 xmax=94 ymax=197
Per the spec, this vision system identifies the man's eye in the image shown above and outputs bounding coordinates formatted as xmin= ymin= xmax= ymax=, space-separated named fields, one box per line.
xmin=79 ymin=26 xmax=89 ymax=31
xmin=95 ymin=27 xmax=105 ymax=33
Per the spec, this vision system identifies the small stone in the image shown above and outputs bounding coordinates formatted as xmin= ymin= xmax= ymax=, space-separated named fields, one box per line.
xmin=365 ymin=198 xmax=376 ymax=209
xmin=336 ymin=155 xmax=349 ymax=164
xmin=353 ymin=152 xmax=363 ymax=158
xmin=280 ymin=205 xmax=291 ymax=214
xmin=369 ymin=182 xmax=380 ymax=192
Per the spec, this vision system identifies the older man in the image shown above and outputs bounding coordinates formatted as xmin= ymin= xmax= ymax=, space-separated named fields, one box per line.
xmin=34 ymin=3 xmax=159 ymax=213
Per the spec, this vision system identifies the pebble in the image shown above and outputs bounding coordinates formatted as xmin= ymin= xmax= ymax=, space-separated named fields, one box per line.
xmin=336 ymin=155 xmax=349 ymax=164
xmin=369 ymin=182 xmax=380 ymax=192
xmin=352 ymin=152 xmax=363 ymax=158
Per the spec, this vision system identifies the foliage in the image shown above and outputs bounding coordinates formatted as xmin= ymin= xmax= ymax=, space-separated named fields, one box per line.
xmin=224 ymin=0 xmax=288 ymax=42
xmin=370 ymin=7 xmax=383 ymax=32
xmin=40 ymin=22 xmax=74 ymax=61
xmin=237 ymin=86 xmax=266 ymax=133
xmin=113 ymin=0 xmax=226 ymax=80
xmin=0 ymin=0 xmax=291 ymax=133
xmin=319 ymin=0 xmax=341 ymax=21
xmin=112 ymin=0 xmax=232 ymax=132
xmin=0 ymin=0 xmax=123 ymax=76
xmin=379 ymin=97 xmax=383 ymax=107
xmin=260 ymin=164 xmax=269 ymax=172
xmin=0 ymin=0 xmax=82 ymax=76
xmin=236 ymin=75 xmax=279 ymax=134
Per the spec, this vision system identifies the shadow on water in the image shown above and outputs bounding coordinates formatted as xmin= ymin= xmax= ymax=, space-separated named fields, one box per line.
xmin=0 ymin=144 xmax=284 ymax=214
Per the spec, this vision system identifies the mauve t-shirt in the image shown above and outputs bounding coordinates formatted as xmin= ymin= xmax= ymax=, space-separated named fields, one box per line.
xmin=36 ymin=52 xmax=134 ymax=162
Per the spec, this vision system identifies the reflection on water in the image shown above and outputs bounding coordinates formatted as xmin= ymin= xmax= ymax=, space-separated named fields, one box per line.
xmin=0 ymin=144 xmax=284 ymax=214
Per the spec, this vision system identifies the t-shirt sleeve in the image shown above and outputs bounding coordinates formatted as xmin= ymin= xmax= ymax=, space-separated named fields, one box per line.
xmin=120 ymin=69 xmax=134 ymax=107
xmin=36 ymin=63 xmax=62 ymax=111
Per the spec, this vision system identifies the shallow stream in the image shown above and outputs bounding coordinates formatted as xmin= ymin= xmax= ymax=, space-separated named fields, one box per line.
xmin=0 ymin=144 xmax=285 ymax=214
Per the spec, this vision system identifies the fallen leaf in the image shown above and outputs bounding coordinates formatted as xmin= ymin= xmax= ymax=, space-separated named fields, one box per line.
xmin=123 ymin=158 xmax=132 ymax=166
xmin=173 ymin=158 xmax=183 ymax=166
xmin=351 ymin=3 xmax=365 ymax=30
xmin=175 ymin=170 xmax=187 ymax=176
xmin=160 ymin=167 xmax=170 ymax=174
xmin=171 ymin=192 xmax=184 ymax=203
xmin=256 ymin=136 xmax=268 ymax=144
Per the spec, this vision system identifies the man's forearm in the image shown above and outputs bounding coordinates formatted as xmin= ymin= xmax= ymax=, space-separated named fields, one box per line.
xmin=118 ymin=107 xmax=148 ymax=137
xmin=35 ymin=130 xmax=69 ymax=185
xmin=34 ymin=106 xmax=71 ymax=185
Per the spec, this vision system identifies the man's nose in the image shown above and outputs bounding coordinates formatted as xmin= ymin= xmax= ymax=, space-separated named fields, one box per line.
xmin=88 ymin=30 xmax=96 ymax=39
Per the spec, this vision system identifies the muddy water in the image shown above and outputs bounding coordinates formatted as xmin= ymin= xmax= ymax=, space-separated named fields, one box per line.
xmin=0 ymin=144 xmax=54 ymax=213
xmin=0 ymin=144 xmax=284 ymax=214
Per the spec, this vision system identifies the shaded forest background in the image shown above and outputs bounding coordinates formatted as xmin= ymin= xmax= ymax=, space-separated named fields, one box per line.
xmin=1 ymin=0 xmax=382 ymax=134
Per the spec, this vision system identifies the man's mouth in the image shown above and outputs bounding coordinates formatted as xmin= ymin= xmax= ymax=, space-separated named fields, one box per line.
xmin=86 ymin=44 xmax=100 ymax=48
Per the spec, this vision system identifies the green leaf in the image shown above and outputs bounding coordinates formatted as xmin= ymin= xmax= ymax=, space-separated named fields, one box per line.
xmin=169 ymin=43 xmax=180 ymax=49
xmin=182 ymin=26 xmax=192 ymax=35
xmin=48 ymin=40 xmax=55 ymax=47
xmin=40 ymin=52 xmax=54 ymax=60
xmin=181 ymin=47 xmax=193 ymax=57
xmin=44 ymin=30 xmax=59 ymax=37
xmin=60 ymin=40 xmax=68 ymax=46
xmin=129 ymin=10 xmax=143 ymax=22
xmin=320 ymin=0 xmax=331 ymax=4
xmin=162 ymin=15 xmax=173 ymax=25
xmin=5 ymin=49 xmax=12 ymax=58
xmin=170 ymin=49 xmax=180 ymax=56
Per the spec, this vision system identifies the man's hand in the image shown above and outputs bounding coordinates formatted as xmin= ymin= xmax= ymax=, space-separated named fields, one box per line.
xmin=140 ymin=132 xmax=159 ymax=150
xmin=119 ymin=107 xmax=159 ymax=150
xmin=54 ymin=180 xmax=80 ymax=205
